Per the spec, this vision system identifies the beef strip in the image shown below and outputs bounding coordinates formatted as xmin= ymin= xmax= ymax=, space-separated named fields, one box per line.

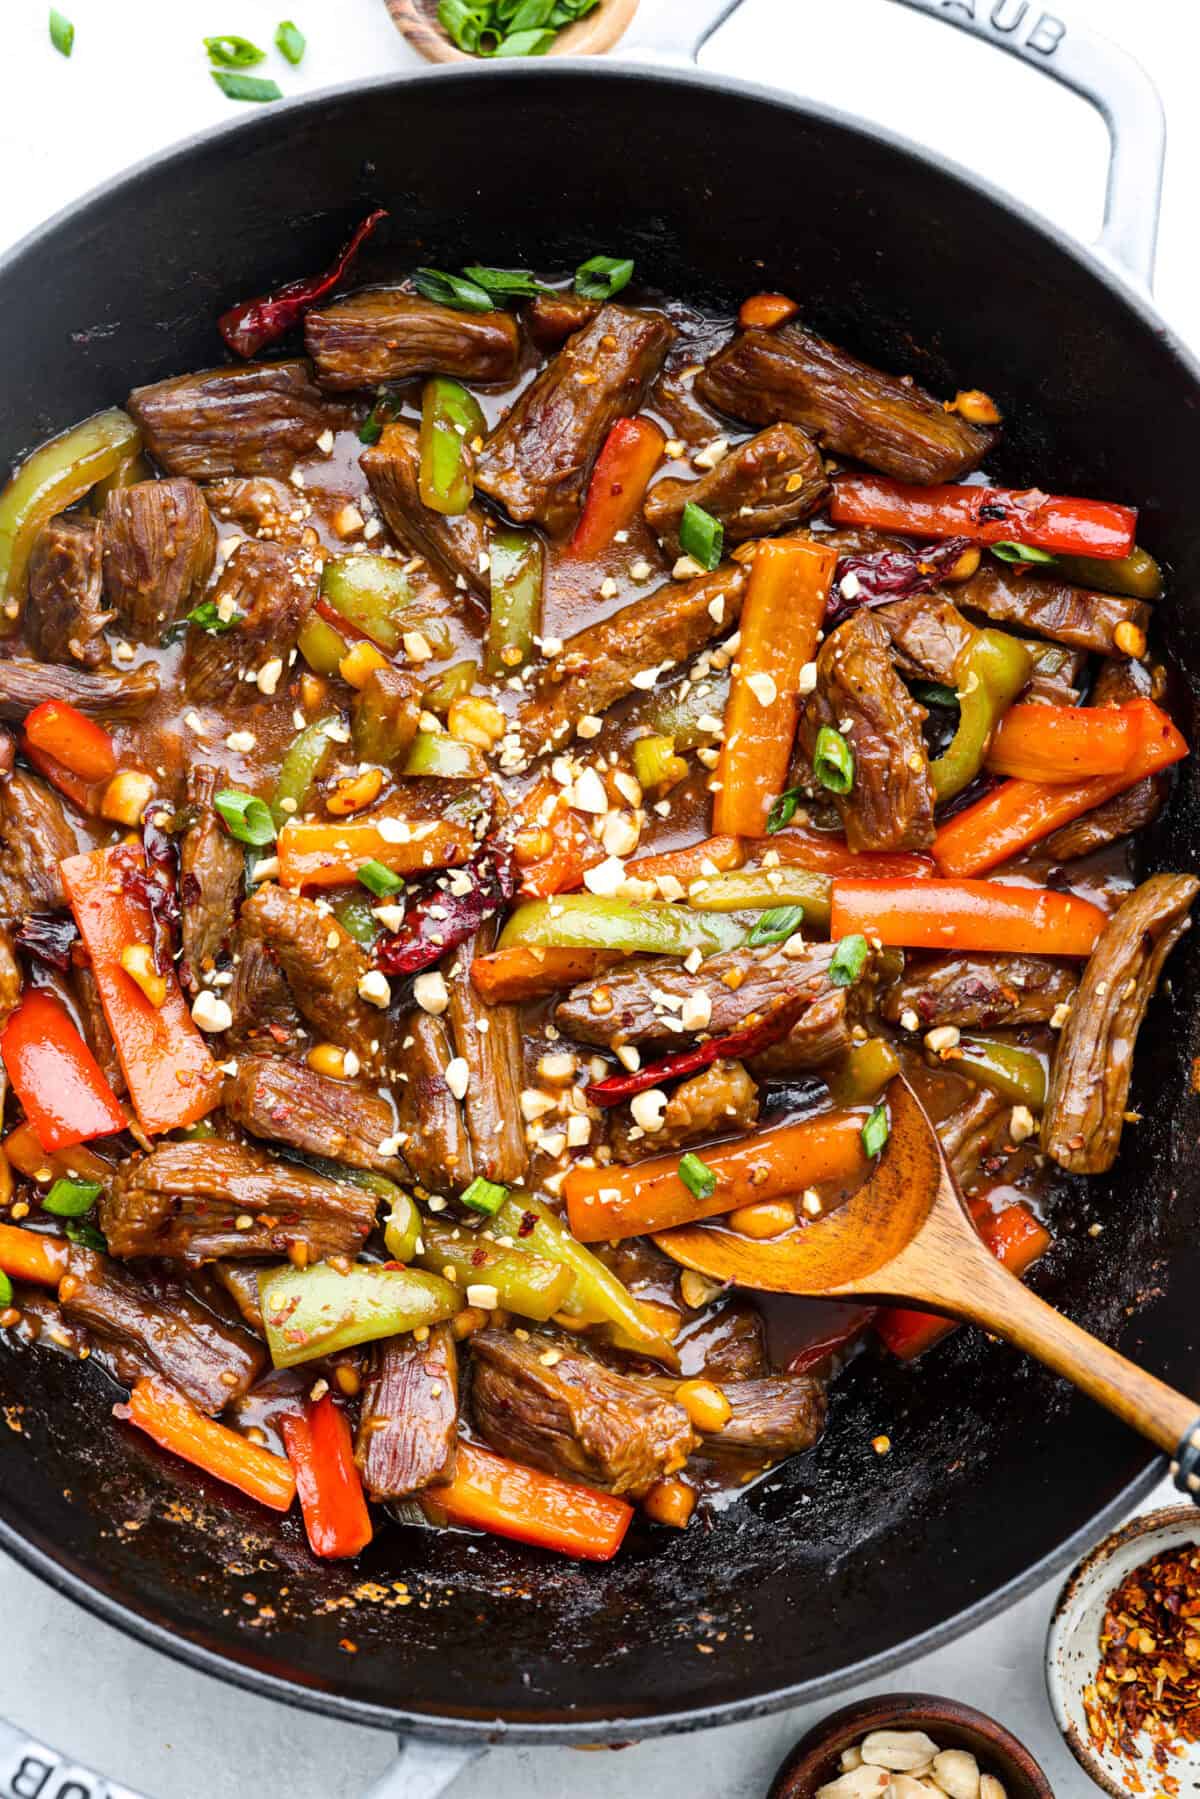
xmin=797 ymin=609 xmax=935 ymax=851
xmin=700 ymin=1374 xmax=827 ymax=1460
xmin=361 ymin=421 xmax=491 ymax=598
xmin=73 ymin=963 xmax=126 ymax=1097
xmin=203 ymin=475 xmax=310 ymax=546
xmin=225 ymin=933 xmax=307 ymax=1057
xmin=611 ymin=1059 xmax=759 ymax=1163
xmin=355 ymin=1325 xmax=458 ymax=1499
xmin=447 ymin=925 xmax=527 ymax=1185
xmin=644 ymin=423 xmax=830 ymax=557
xmin=306 ymin=290 xmax=519 ymax=390
xmin=100 ymin=1140 xmax=378 ymax=1263
xmin=26 ymin=515 xmax=113 ymax=667
xmin=470 ymin=1329 xmax=697 ymax=1497
xmin=475 ymin=303 xmax=675 ymax=535
xmin=515 ymin=562 xmax=747 ymax=753
xmin=647 ymin=361 xmax=730 ymax=449
xmin=676 ymin=1297 xmax=768 ymax=1382
xmin=222 ymin=1053 xmax=405 ymax=1179
xmin=1092 ymin=655 xmax=1165 ymax=707
xmin=101 ymin=478 xmax=217 ymax=641
xmin=60 ymin=1247 xmax=265 ymax=1413
xmin=1042 ymin=873 xmax=1199 ymax=1174
xmin=0 ymin=926 xmax=20 ymax=1028
xmin=955 ymin=561 xmax=1150 ymax=656
xmin=525 ymin=291 xmax=602 ymax=349
xmin=239 ymin=883 xmax=385 ymax=1070
xmin=183 ymin=539 xmax=319 ymax=707
xmin=127 ymin=360 xmax=346 ymax=479
xmin=878 ymin=589 xmax=1086 ymax=706
xmin=211 ymin=1260 xmax=266 ymax=1334
xmin=0 ymin=658 xmax=158 ymax=721
xmin=179 ymin=765 xmax=243 ymax=990
xmin=939 ymin=1086 xmax=1008 ymax=1190
xmin=743 ymin=986 xmax=858 ymax=1077
xmin=696 ymin=323 xmax=996 ymax=483
xmin=881 ymin=953 xmax=1077 ymax=1031
xmin=392 ymin=1008 xmax=472 ymax=1195
xmin=1035 ymin=778 xmax=1164 ymax=863
xmin=0 ymin=771 xmax=77 ymax=916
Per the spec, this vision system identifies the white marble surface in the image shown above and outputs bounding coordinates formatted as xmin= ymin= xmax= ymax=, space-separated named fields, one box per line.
xmin=1 ymin=0 xmax=1196 ymax=1792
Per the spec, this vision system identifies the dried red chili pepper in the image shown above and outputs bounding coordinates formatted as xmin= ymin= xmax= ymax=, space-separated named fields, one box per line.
xmin=374 ymin=840 xmax=516 ymax=979
xmin=826 ymin=537 xmax=974 ymax=624
xmin=218 ymin=209 xmax=388 ymax=359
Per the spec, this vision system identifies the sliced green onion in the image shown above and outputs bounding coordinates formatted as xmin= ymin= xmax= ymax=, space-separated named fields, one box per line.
xmin=0 ymin=1270 xmax=12 ymax=1306
xmin=358 ymin=389 xmax=404 ymax=447
xmin=43 ymin=1177 xmax=103 ymax=1218
xmin=861 ymin=1102 xmax=889 ymax=1159
xmin=211 ymin=70 xmax=282 ymax=101
xmin=461 ymin=266 xmax=556 ymax=301
xmin=746 ymin=904 xmax=805 ymax=948
xmin=204 ymin=34 xmax=266 ymax=66
xmin=494 ymin=26 xmax=556 ymax=53
xmin=506 ymin=0 xmax=555 ymax=25
xmin=574 ymin=255 xmax=635 ymax=301
xmin=990 ymin=541 xmax=1058 ymax=566
xmin=462 ymin=1175 xmax=508 ymax=1217
xmin=678 ymin=1152 xmax=716 ymax=1202
xmin=910 ymin=679 xmax=959 ymax=710
xmin=766 ymin=787 xmax=804 ymax=834
xmin=411 ymin=267 xmax=495 ymax=314
xmin=186 ymin=598 xmax=242 ymax=634
xmin=214 ymin=789 xmax=277 ymax=846
xmin=678 ymin=502 xmax=724 ymax=572
xmin=813 ymin=724 xmax=854 ymax=794
xmin=358 ymin=859 xmax=406 ymax=898
xmin=274 ymin=19 xmax=306 ymax=64
xmin=64 ymin=1219 xmax=108 ymax=1251
xmin=829 ymin=933 xmax=869 ymax=988
xmin=49 ymin=9 xmax=74 ymax=56
xmin=437 ymin=0 xmax=489 ymax=52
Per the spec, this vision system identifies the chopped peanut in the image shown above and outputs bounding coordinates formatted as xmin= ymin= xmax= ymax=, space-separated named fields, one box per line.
xmin=675 ymin=1379 xmax=732 ymax=1433
xmin=642 ymin=1477 xmax=696 ymax=1529
xmin=950 ymin=388 xmax=1001 ymax=425
xmin=100 ymin=770 xmax=155 ymax=826
xmin=307 ymin=1043 xmax=349 ymax=1080
xmin=1114 ymin=620 xmax=1147 ymax=659
xmin=727 ymin=1199 xmax=795 ymax=1239
xmin=119 ymin=942 xmax=167 ymax=1009
xmin=326 ymin=767 xmax=384 ymax=815
xmin=448 ymin=694 xmax=506 ymax=750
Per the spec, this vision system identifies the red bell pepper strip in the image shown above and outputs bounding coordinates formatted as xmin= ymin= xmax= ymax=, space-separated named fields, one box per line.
xmin=0 ymin=989 xmax=124 ymax=1152
xmin=753 ymin=828 xmax=935 ymax=881
xmin=424 ymin=1440 xmax=632 ymax=1562
xmin=569 ymin=417 xmax=666 ymax=559
xmin=985 ymin=702 xmax=1139 ymax=783
xmin=24 ymin=701 xmax=116 ymax=783
xmin=118 ymin=1377 xmax=297 ymax=1511
xmin=0 ymin=1221 xmax=70 ymax=1287
xmin=281 ymin=1393 xmax=373 ymax=1559
xmin=60 ymin=845 xmax=221 ymax=1136
xmin=218 ymin=208 xmax=388 ymax=359
xmin=829 ymin=877 xmax=1107 ymax=958
xmin=829 ymin=474 xmax=1137 ymax=560
xmin=21 ymin=741 xmax=102 ymax=815
xmin=875 ymin=1199 xmax=1051 ymax=1360
xmin=933 ymin=698 xmax=1188 ymax=877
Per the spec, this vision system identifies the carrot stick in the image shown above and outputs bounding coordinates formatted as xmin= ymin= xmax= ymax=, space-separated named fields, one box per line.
xmin=513 ymin=776 xmax=606 ymax=898
xmin=985 ymin=702 xmax=1139 ymax=783
xmin=277 ymin=816 xmax=475 ymax=889
xmin=830 ymin=474 xmax=1137 ymax=559
xmin=565 ymin=1111 xmax=867 ymax=1242
xmin=24 ymin=701 xmax=116 ymax=782
xmin=569 ymin=417 xmax=665 ymax=560
xmin=627 ymin=834 xmax=746 ymax=889
xmin=713 ymin=538 xmax=837 ymax=837
xmin=3 ymin=1124 xmax=110 ymax=1186
xmin=281 ymin=1394 xmax=373 ymax=1558
xmin=470 ymin=944 xmax=621 ymax=1005
xmin=118 ymin=1377 xmax=297 ymax=1511
xmin=829 ymin=877 xmax=1107 ymax=957
xmin=0 ymin=1222 xmax=69 ymax=1286
xmin=875 ymin=1200 xmax=1050 ymax=1360
xmin=424 ymin=1440 xmax=632 ymax=1562
xmin=753 ymin=828 xmax=935 ymax=880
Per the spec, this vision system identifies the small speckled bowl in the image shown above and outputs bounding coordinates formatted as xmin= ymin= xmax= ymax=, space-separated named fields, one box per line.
xmin=1047 ymin=1504 xmax=1200 ymax=1794
xmin=766 ymin=1693 xmax=1053 ymax=1798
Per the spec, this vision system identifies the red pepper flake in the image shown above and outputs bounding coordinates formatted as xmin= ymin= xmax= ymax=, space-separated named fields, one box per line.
xmin=218 ymin=209 xmax=388 ymax=358
xmin=1083 ymin=1542 xmax=1200 ymax=1775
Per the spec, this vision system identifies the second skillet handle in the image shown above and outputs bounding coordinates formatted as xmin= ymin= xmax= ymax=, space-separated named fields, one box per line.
xmin=630 ymin=0 xmax=1165 ymax=291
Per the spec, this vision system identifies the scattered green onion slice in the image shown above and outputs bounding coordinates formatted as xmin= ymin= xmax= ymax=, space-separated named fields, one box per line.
xmin=813 ymin=724 xmax=854 ymax=795
xmin=204 ymin=34 xmax=266 ymax=67
xmin=493 ymin=26 xmax=556 ymax=53
xmin=64 ymin=1219 xmax=108 ymax=1251
xmin=766 ymin=787 xmax=804 ymax=835
xmin=909 ymin=679 xmax=959 ymax=710
xmin=678 ymin=502 xmax=724 ymax=572
xmin=574 ymin=255 xmax=635 ymax=301
xmin=829 ymin=933 xmax=869 ymax=988
xmin=746 ymin=904 xmax=805 ymax=948
xmin=990 ymin=540 xmax=1058 ymax=566
xmin=214 ymin=790 xmax=277 ymax=846
xmin=358 ymin=859 xmax=405 ymax=898
xmin=0 ymin=1270 xmax=12 ymax=1307
xmin=49 ymin=9 xmax=74 ymax=56
xmin=186 ymin=598 xmax=241 ymax=634
xmin=43 ymin=1178 xmax=103 ymax=1219
xmin=274 ymin=19 xmax=306 ymax=64
xmin=860 ymin=1102 xmax=889 ymax=1159
xmin=678 ymin=1152 xmax=716 ymax=1202
xmin=437 ymin=0 xmax=490 ymax=53
xmin=461 ymin=1176 xmax=508 ymax=1217
xmin=211 ymin=70 xmax=282 ymax=101
xmin=411 ymin=268 xmax=495 ymax=314
xmin=461 ymin=266 xmax=556 ymax=301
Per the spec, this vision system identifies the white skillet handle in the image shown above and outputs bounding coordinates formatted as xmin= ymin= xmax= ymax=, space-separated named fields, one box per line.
xmin=628 ymin=0 xmax=1166 ymax=291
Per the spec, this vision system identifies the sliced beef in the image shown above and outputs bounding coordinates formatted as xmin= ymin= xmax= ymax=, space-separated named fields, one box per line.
xmin=644 ymin=423 xmax=830 ymax=557
xmin=183 ymin=539 xmax=318 ymax=707
xmin=704 ymin=1374 xmax=827 ymax=1459
xmin=1042 ymin=873 xmax=1198 ymax=1174
xmin=939 ymin=1086 xmax=1010 ymax=1191
xmin=222 ymin=1053 xmax=405 ymax=1179
xmin=878 ymin=590 xmax=1085 ymax=704
xmin=516 ymin=562 xmax=747 ymax=753
xmin=1035 ymin=777 xmax=1164 ymax=863
xmin=1091 ymin=655 xmax=1165 ymax=707
xmin=73 ymin=963 xmax=126 ymax=1097
xmin=101 ymin=478 xmax=216 ymax=641
xmin=306 ymin=290 xmax=519 ymax=390
xmin=211 ymin=1260 xmax=266 ymax=1334
xmin=475 ymin=303 xmax=674 ymax=535
xmin=611 ymin=1059 xmax=759 ymax=1163
xmin=60 ymin=1246 xmax=265 ymax=1413
xmin=446 ymin=921 xmax=527 ymax=1185
xmin=239 ymin=883 xmax=384 ymax=1070
xmin=393 ymin=1008 xmax=472 ymax=1195
xmin=743 ymin=986 xmax=858 ymax=1078
xmin=695 ymin=322 xmax=996 ymax=483
xmin=470 ymin=1329 xmax=696 ymax=1497
xmin=797 ymin=609 xmax=935 ymax=852
xmin=26 ymin=515 xmax=112 ymax=667
xmin=881 ymin=953 xmax=1077 ymax=1032
xmin=355 ymin=1325 xmax=458 ymax=1500
xmin=676 ymin=1297 xmax=768 ymax=1382
xmin=0 ymin=772 xmax=77 ymax=917
xmin=100 ymin=1140 xmax=378 ymax=1263
xmin=0 ymin=927 xmax=21 ymax=1028
xmin=0 ymin=658 xmax=158 ymax=722
xmin=204 ymin=475 xmax=310 ymax=546
xmin=226 ymin=934 xmax=307 ymax=1057
xmin=525 ymin=290 xmax=602 ymax=348
xmin=127 ymin=360 xmax=345 ymax=480
xmin=647 ymin=361 xmax=730 ymax=449
xmin=179 ymin=765 xmax=243 ymax=990
xmin=1024 ymin=641 xmax=1088 ymax=707
xmin=955 ymin=561 xmax=1150 ymax=656
xmin=361 ymin=421 xmax=491 ymax=598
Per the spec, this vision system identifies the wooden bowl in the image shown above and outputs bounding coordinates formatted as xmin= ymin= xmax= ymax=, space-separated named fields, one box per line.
xmin=386 ymin=0 xmax=639 ymax=63
xmin=767 ymin=1693 xmax=1054 ymax=1799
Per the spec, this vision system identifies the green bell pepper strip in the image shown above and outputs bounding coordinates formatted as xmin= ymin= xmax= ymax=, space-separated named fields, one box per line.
xmin=418 ymin=378 xmax=487 ymax=516
xmin=421 ymin=658 xmax=479 ymax=717
xmin=499 ymin=896 xmax=746 ymax=958
xmin=1055 ymin=546 xmax=1163 ymax=601
xmin=320 ymin=555 xmax=419 ymax=653
xmin=0 ymin=409 xmax=141 ymax=623
xmin=298 ymin=611 xmax=350 ymax=676
xmin=415 ymin=1220 xmax=572 ymax=1322
xmin=333 ymin=892 xmax=378 ymax=948
xmin=271 ymin=714 xmax=340 ymax=826
xmin=487 ymin=528 xmax=543 ymax=676
xmin=950 ymin=1035 xmax=1047 ymax=1110
xmin=401 ymin=731 xmax=486 ymax=779
xmin=494 ymin=1195 xmax=676 ymax=1364
xmin=687 ymin=867 xmax=831 ymax=933
xmin=825 ymin=1037 xmax=901 ymax=1106
xmin=929 ymin=628 xmax=1032 ymax=804
xmin=258 ymin=1262 xmax=461 ymax=1367
xmin=625 ymin=670 xmax=730 ymax=752
xmin=383 ymin=1192 xmax=422 ymax=1264
xmin=90 ymin=442 xmax=152 ymax=511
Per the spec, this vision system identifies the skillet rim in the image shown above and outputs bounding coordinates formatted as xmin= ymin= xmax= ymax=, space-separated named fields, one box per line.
xmin=0 ymin=52 xmax=1187 ymax=1745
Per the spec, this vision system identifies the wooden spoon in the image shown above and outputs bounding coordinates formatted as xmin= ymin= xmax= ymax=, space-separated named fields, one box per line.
xmin=656 ymin=1076 xmax=1200 ymax=1489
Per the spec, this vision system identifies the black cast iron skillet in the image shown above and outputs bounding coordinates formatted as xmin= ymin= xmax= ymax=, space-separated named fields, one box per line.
xmin=0 ymin=3 xmax=1195 ymax=1794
